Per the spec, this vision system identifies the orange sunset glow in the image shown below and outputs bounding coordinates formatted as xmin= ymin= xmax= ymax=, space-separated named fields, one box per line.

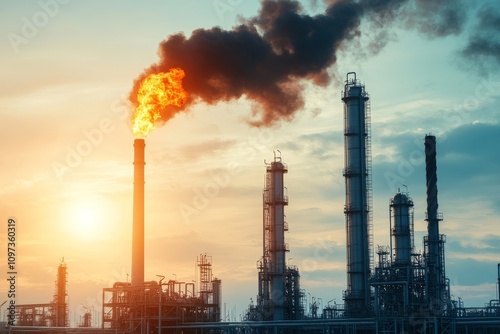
xmin=2 ymin=0 xmax=500 ymax=331
xmin=132 ymin=68 xmax=188 ymax=138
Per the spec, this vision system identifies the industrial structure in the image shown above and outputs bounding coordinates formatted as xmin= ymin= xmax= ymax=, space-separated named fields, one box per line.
xmin=10 ymin=73 xmax=500 ymax=333
xmin=15 ymin=260 xmax=68 ymax=327
xmin=371 ymin=191 xmax=426 ymax=318
xmin=101 ymin=254 xmax=221 ymax=332
xmin=131 ymin=138 xmax=145 ymax=288
xmin=369 ymin=134 xmax=454 ymax=332
xmin=342 ymin=72 xmax=373 ymax=316
xmin=98 ymin=139 xmax=221 ymax=333
xmin=424 ymin=135 xmax=448 ymax=307
xmin=247 ymin=153 xmax=305 ymax=321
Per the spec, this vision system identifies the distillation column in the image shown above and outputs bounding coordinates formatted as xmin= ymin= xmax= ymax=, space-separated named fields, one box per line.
xmin=262 ymin=153 xmax=289 ymax=320
xmin=54 ymin=260 xmax=68 ymax=327
xmin=391 ymin=192 xmax=414 ymax=265
xmin=342 ymin=72 xmax=373 ymax=315
xmin=424 ymin=135 xmax=446 ymax=304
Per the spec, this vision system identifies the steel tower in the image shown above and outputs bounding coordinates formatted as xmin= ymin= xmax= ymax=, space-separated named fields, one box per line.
xmin=258 ymin=152 xmax=289 ymax=320
xmin=342 ymin=72 xmax=373 ymax=315
xmin=424 ymin=135 xmax=447 ymax=305
xmin=391 ymin=192 xmax=414 ymax=265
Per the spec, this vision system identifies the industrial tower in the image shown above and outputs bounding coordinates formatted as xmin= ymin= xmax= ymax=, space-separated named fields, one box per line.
xmin=53 ymin=260 xmax=68 ymax=327
xmin=257 ymin=152 xmax=289 ymax=320
xmin=342 ymin=72 xmax=373 ymax=316
xmin=390 ymin=192 xmax=415 ymax=266
xmin=424 ymin=135 xmax=448 ymax=307
xmin=132 ymin=138 xmax=145 ymax=287
xmin=371 ymin=191 xmax=428 ymax=321
xmin=370 ymin=136 xmax=453 ymax=332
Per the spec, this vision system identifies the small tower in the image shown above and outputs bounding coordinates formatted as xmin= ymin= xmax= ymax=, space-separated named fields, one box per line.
xmin=52 ymin=259 xmax=68 ymax=327
xmin=390 ymin=192 xmax=414 ymax=265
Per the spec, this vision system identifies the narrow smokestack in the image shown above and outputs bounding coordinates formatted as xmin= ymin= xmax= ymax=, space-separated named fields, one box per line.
xmin=424 ymin=135 xmax=445 ymax=303
xmin=132 ymin=138 xmax=145 ymax=287
xmin=425 ymin=135 xmax=438 ymax=223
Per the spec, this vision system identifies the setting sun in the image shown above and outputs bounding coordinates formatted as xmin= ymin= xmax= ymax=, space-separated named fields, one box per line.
xmin=74 ymin=206 xmax=98 ymax=234
xmin=2 ymin=1 xmax=500 ymax=331
xmin=62 ymin=196 xmax=111 ymax=239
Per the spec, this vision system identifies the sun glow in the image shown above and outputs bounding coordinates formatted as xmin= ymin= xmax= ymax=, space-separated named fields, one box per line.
xmin=63 ymin=197 xmax=110 ymax=240
xmin=75 ymin=206 xmax=98 ymax=233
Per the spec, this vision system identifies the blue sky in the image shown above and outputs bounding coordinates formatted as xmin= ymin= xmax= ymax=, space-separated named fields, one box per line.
xmin=0 ymin=0 xmax=499 ymax=325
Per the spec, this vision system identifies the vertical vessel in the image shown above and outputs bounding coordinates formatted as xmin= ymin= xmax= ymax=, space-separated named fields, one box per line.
xmin=258 ymin=152 xmax=289 ymax=320
xmin=54 ymin=260 xmax=68 ymax=327
xmin=391 ymin=192 xmax=414 ymax=265
xmin=342 ymin=72 xmax=373 ymax=315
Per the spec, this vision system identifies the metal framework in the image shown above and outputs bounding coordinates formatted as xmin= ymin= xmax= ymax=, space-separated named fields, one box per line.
xmin=257 ymin=152 xmax=289 ymax=321
xmin=101 ymin=255 xmax=220 ymax=333
xmin=251 ymin=152 xmax=304 ymax=322
xmin=15 ymin=304 xmax=53 ymax=327
xmin=54 ymin=260 xmax=69 ymax=327
xmin=15 ymin=260 xmax=68 ymax=327
xmin=369 ymin=135 xmax=454 ymax=333
xmin=284 ymin=266 xmax=304 ymax=320
xmin=371 ymin=192 xmax=428 ymax=321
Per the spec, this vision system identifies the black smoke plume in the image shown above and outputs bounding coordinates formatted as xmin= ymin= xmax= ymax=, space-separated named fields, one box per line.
xmin=130 ymin=0 xmax=490 ymax=127
xmin=461 ymin=3 xmax=500 ymax=73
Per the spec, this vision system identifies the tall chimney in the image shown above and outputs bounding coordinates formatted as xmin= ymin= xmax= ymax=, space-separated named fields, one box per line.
xmin=132 ymin=138 xmax=145 ymax=287
xmin=424 ymin=135 xmax=445 ymax=303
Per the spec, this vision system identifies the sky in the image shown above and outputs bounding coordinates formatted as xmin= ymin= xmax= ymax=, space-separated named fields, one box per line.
xmin=1 ymin=0 xmax=500 ymax=326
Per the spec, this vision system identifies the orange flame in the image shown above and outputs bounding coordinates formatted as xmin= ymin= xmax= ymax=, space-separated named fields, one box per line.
xmin=132 ymin=68 xmax=188 ymax=138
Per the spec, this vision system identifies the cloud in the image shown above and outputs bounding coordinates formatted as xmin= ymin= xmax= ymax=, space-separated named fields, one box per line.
xmin=440 ymin=122 xmax=500 ymax=173
xmin=281 ymin=130 xmax=343 ymax=159
xmin=447 ymin=235 xmax=500 ymax=259
xmin=447 ymin=257 xmax=498 ymax=286
xmin=160 ymin=138 xmax=238 ymax=164
xmin=460 ymin=2 xmax=500 ymax=74
xmin=401 ymin=0 xmax=467 ymax=38
xmin=372 ymin=121 xmax=500 ymax=190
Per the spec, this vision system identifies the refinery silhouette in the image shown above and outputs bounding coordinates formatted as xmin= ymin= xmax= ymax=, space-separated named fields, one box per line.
xmin=8 ymin=73 xmax=500 ymax=334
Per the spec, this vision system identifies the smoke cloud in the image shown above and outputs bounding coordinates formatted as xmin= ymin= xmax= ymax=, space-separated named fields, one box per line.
xmin=461 ymin=3 xmax=500 ymax=73
xmin=130 ymin=0 xmax=495 ymax=127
